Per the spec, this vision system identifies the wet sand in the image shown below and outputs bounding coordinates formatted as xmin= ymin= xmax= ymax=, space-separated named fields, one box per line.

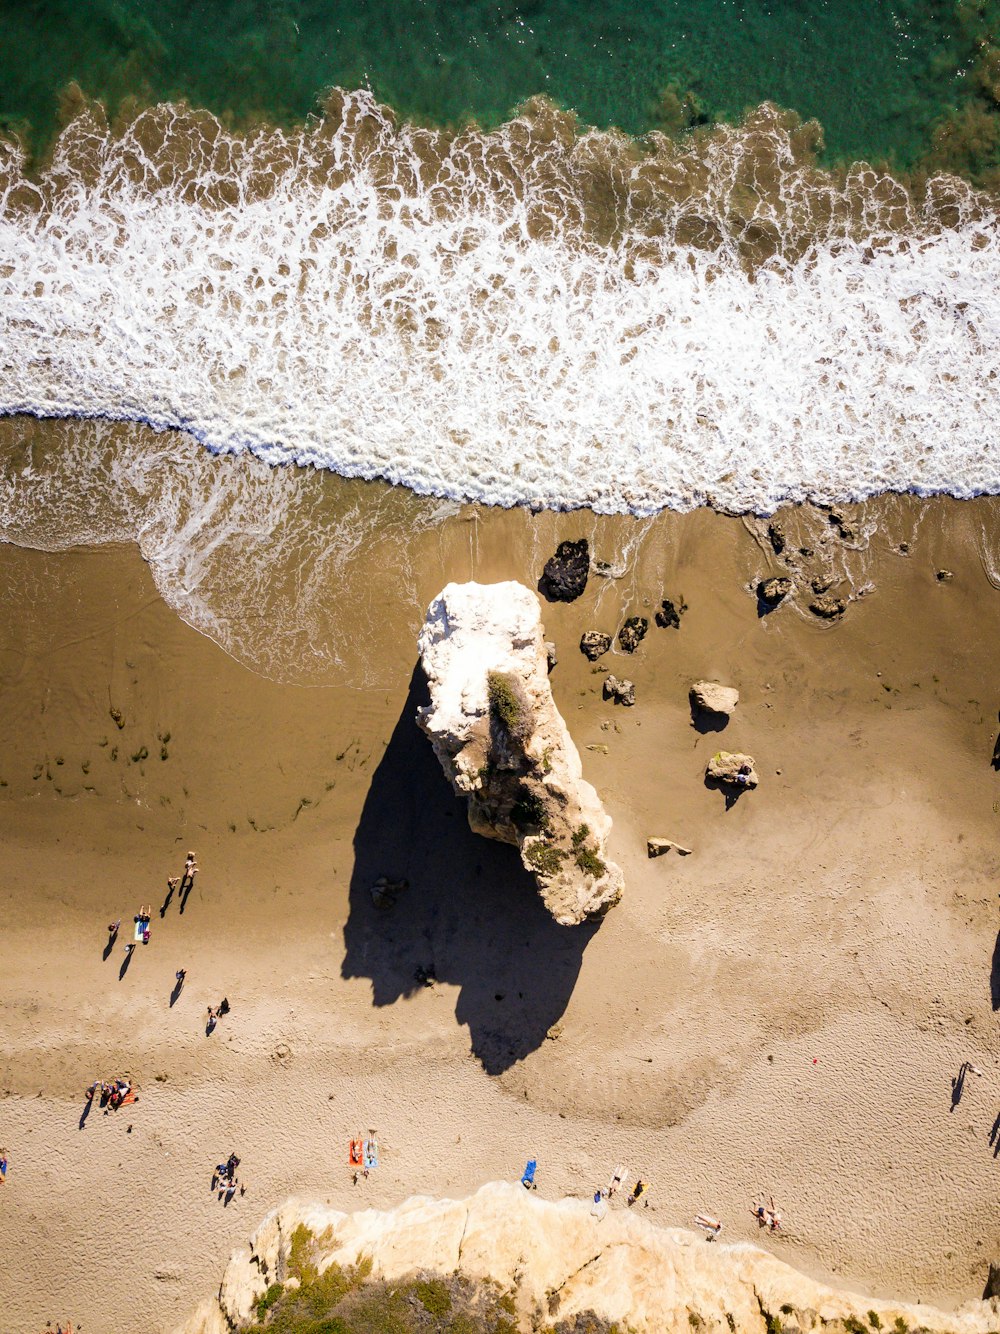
xmin=1 ymin=484 xmax=999 ymax=1333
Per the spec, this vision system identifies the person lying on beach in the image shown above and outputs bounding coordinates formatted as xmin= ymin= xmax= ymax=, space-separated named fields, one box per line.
xmin=627 ymin=1178 xmax=649 ymax=1207
xmin=0 ymin=1150 xmax=7 ymax=1182
xmin=694 ymin=1213 xmax=722 ymax=1238
xmin=206 ymin=1008 xmax=218 ymax=1035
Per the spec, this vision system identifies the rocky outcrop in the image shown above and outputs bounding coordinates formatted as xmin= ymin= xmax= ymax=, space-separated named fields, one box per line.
xmin=690 ymin=681 xmax=739 ymax=718
xmin=580 ymin=631 xmax=611 ymax=661
xmin=539 ymin=539 xmax=589 ymax=602
xmin=810 ymin=594 xmax=847 ymax=619
xmin=706 ymin=751 xmax=759 ymax=789
xmin=416 ymin=582 xmax=623 ymax=926
xmin=648 ymin=838 xmax=692 ymax=857
xmin=603 ymin=675 xmax=635 ymax=707
xmin=179 ymin=1183 xmax=1000 ymax=1334
xmin=655 ymin=597 xmax=686 ymax=629
xmin=758 ymin=576 xmax=792 ymax=606
xmin=617 ymin=616 xmax=648 ymax=652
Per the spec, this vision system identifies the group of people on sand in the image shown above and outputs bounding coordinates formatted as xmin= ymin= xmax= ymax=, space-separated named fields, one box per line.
xmin=212 ymin=1152 xmax=245 ymax=1197
xmin=84 ymin=1078 xmax=135 ymax=1111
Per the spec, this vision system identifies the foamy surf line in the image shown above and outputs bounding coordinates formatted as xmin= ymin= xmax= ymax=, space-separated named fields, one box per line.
xmin=1 ymin=91 xmax=998 ymax=516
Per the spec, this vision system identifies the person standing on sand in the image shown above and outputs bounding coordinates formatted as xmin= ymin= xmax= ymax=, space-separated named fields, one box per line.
xmin=0 ymin=1148 xmax=7 ymax=1182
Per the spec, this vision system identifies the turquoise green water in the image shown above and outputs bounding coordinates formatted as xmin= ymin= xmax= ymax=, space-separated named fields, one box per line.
xmin=0 ymin=0 xmax=995 ymax=170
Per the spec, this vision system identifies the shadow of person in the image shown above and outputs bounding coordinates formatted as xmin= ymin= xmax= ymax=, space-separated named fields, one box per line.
xmin=78 ymin=1098 xmax=92 ymax=1130
xmin=989 ymin=1112 xmax=1000 ymax=1159
xmin=991 ymin=712 xmax=1000 ymax=769
xmin=169 ymin=978 xmax=184 ymax=1008
xmin=179 ymin=880 xmax=193 ymax=915
xmin=118 ymin=946 xmax=134 ymax=981
xmin=950 ymin=1062 xmax=968 ymax=1112
xmin=341 ymin=664 xmax=599 ymax=1076
xmin=102 ymin=936 xmax=116 ymax=962
xmin=991 ymin=929 xmax=1000 ymax=1011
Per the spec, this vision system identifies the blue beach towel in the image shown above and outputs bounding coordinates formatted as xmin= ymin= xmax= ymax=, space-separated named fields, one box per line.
xmin=363 ymin=1139 xmax=378 ymax=1170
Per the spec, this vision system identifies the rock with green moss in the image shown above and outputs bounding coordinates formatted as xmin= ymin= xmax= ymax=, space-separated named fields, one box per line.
xmin=417 ymin=582 xmax=624 ymax=925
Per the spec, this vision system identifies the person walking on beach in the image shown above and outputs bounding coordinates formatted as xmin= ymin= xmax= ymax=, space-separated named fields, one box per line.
xmin=107 ymin=919 xmax=120 ymax=942
xmin=0 ymin=1148 xmax=7 ymax=1182
xmin=206 ymin=1006 xmax=217 ymax=1035
xmin=175 ymin=969 xmax=186 ymax=988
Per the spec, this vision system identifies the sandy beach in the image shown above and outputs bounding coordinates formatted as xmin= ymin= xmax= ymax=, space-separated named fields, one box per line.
xmin=1 ymin=468 xmax=999 ymax=1333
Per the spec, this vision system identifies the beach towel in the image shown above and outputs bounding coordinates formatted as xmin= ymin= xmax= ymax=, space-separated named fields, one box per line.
xmin=133 ymin=920 xmax=144 ymax=942
xmin=119 ymin=1088 xmax=137 ymax=1107
xmin=349 ymin=1139 xmax=363 ymax=1166
xmin=363 ymin=1139 xmax=379 ymax=1170
xmin=521 ymin=1159 xmax=537 ymax=1188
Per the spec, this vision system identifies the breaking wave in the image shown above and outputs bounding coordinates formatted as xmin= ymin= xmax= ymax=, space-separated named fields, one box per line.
xmin=0 ymin=90 xmax=997 ymax=516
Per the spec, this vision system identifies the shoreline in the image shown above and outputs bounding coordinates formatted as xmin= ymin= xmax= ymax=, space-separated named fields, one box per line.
xmin=1 ymin=486 xmax=999 ymax=1331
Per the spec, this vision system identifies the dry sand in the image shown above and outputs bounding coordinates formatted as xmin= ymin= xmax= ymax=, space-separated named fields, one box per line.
xmin=1 ymin=482 xmax=999 ymax=1333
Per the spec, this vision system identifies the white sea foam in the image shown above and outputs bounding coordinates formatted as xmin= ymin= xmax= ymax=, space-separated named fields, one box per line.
xmin=0 ymin=92 xmax=998 ymax=515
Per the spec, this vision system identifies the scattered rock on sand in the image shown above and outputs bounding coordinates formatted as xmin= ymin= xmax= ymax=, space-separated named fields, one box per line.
xmin=580 ymin=631 xmax=612 ymax=661
xmin=417 ymin=581 xmax=623 ymax=925
xmin=767 ymin=521 xmax=786 ymax=554
xmin=603 ymin=675 xmax=635 ymax=707
xmin=647 ymin=838 xmax=692 ymax=857
xmin=617 ymin=616 xmax=648 ymax=652
xmin=544 ymin=641 xmax=557 ymax=671
xmin=706 ymin=751 xmax=759 ymax=789
xmin=809 ymin=594 xmax=847 ymax=619
xmin=690 ymin=681 xmax=739 ymax=718
xmin=539 ymin=539 xmax=589 ymax=602
xmin=758 ymin=576 xmax=792 ymax=606
xmin=936 ymin=569 xmax=954 ymax=582
xmin=654 ymin=598 xmax=686 ymax=629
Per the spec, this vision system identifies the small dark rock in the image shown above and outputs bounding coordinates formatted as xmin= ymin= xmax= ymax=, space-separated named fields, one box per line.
xmin=758 ymin=577 xmax=792 ymax=606
xmin=767 ymin=522 xmax=786 ymax=555
xmin=936 ymin=569 xmax=954 ymax=582
xmin=593 ymin=559 xmax=614 ymax=577
xmin=809 ymin=595 xmax=847 ymax=619
xmin=580 ymin=631 xmax=612 ymax=661
xmin=827 ymin=509 xmax=857 ymax=542
xmin=654 ymin=598 xmax=686 ymax=629
xmin=617 ymin=616 xmax=648 ymax=653
xmin=898 ymin=541 xmax=909 ymax=554
xmin=798 ymin=546 xmax=814 ymax=558
xmin=810 ymin=576 xmax=831 ymax=595
xmin=545 ymin=640 xmax=557 ymax=671
xmin=540 ymin=538 xmax=589 ymax=602
xmin=603 ymin=675 xmax=636 ymax=706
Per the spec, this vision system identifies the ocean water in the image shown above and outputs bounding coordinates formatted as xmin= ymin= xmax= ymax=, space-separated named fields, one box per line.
xmin=0 ymin=0 xmax=979 ymax=168
xmin=0 ymin=4 xmax=998 ymax=680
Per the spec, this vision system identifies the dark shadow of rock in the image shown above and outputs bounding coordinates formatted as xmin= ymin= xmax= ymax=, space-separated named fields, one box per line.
xmin=690 ymin=705 xmax=729 ymax=734
xmin=703 ymin=774 xmax=747 ymax=811
xmin=342 ymin=664 xmax=599 ymax=1075
xmin=991 ymin=929 xmax=1000 ymax=1011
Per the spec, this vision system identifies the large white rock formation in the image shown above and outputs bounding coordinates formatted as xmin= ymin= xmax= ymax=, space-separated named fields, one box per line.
xmin=178 ymin=1183 xmax=999 ymax=1334
xmin=416 ymin=581 xmax=623 ymax=926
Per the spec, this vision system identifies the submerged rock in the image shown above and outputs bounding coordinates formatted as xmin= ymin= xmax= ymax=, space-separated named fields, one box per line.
xmin=809 ymin=594 xmax=847 ymax=619
xmin=617 ymin=616 xmax=648 ymax=653
xmin=767 ymin=521 xmax=786 ymax=554
xmin=603 ymin=675 xmax=635 ymax=707
xmin=580 ymin=630 xmax=612 ymax=661
xmin=654 ymin=597 xmax=686 ymax=629
xmin=417 ymin=581 xmax=623 ymax=926
xmin=690 ymin=681 xmax=739 ymax=718
xmin=539 ymin=538 xmax=589 ymax=602
xmin=758 ymin=576 xmax=792 ymax=606
xmin=706 ymin=751 xmax=759 ymax=789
